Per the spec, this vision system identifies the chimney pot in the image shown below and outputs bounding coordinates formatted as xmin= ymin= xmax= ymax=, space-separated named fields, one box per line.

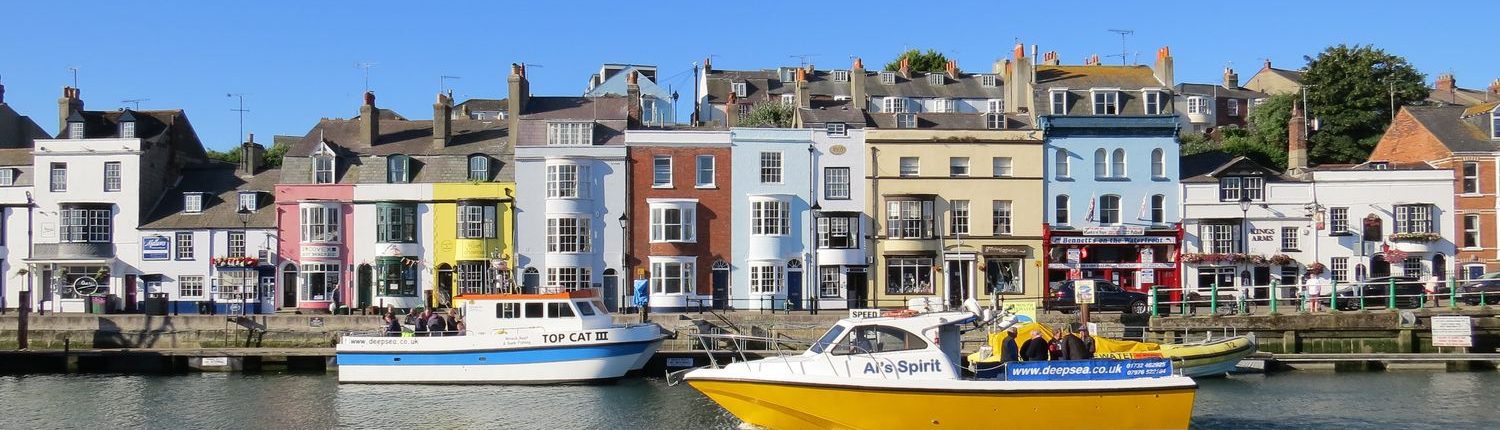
xmin=359 ymin=91 xmax=379 ymax=146
xmin=1013 ymin=43 xmax=1025 ymax=59
xmin=364 ymin=91 xmax=375 ymax=106
xmin=1489 ymin=79 xmax=1500 ymax=95
xmin=899 ymin=57 xmax=911 ymax=78
xmin=1435 ymin=73 xmax=1456 ymax=92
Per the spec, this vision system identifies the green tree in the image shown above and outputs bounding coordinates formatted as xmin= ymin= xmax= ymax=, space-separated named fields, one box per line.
xmin=1301 ymin=44 xmax=1428 ymax=164
xmin=884 ymin=49 xmax=948 ymax=73
xmin=204 ymin=139 xmax=289 ymax=168
xmin=739 ymin=101 xmax=796 ymax=128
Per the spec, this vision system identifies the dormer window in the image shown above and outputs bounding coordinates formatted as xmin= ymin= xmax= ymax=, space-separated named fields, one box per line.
xmin=731 ymin=82 xmax=748 ymax=97
xmin=1091 ymin=89 xmax=1120 ymax=115
xmin=826 ymin=122 xmax=847 ymax=137
xmin=1369 ymin=161 xmax=1390 ymax=170
xmin=879 ymin=72 xmax=896 ymax=85
xmin=926 ymin=74 xmax=944 ymax=86
xmin=984 ymin=113 xmax=1005 ymax=129
xmin=238 ymin=191 xmax=258 ymax=211
xmin=1143 ymin=90 xmax=1163 ymax=115
xmin=120 ymin=121 xmax=135 ymax=138
xmin=68 ymin=121 xmax=85 ymax=139
xmin=0 ymin=169 xmax=12 ymax=186
xmin=933 ymin=98 xmax=954 ymax=113
xmin=547 ymin=122 xmax=593 ymax=146
xmin=780 ymin=94 xmax=795 ymax=105
xmin=832 ymin=70 xmax=850 ymax=82
xmin=1049 ymin=90 xmax=1068 ymax=115
xmin=896 ymin=113 xmax=917 ymax=129
xmin=184 ymin=193 xmax=204 ymax=214
xmin=986 ymin=99 xmax=1003 ymax=113
xmin=313 ymin=153 xmax=335 ymax=184
xmin=468 ymin=155 xmax=491 ymax=181
xmin=1187 ymin=96 xmax=1209 ymax=114
xmin=883 ymin=97 xmax=906 ymax=113
xmin=387 ymin=154 xmax=410 ymax=183
xmin=980 ymin=75 xmax=998 ymax=87
xmin=1491 ymin=109 xmax=1500 ymax=139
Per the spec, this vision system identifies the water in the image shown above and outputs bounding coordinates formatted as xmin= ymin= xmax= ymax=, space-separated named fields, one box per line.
xmin=1 ymin=372 xmax=1497 ymax=429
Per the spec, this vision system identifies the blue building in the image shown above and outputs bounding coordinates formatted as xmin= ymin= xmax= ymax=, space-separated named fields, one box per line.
xmin=729 ymin=128 xmax=815 ymax=310
xmin=585 ymin=64 xmax=677 ymax=126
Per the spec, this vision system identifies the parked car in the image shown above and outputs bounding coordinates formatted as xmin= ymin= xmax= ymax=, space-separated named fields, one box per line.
xmin=1335 ymin=276 xmax=1423 ymax=310
xmin=1044 ymin=279 xmax=1150 ymax=314
xmin=1454 ymin=279 xmax=1500 ymax=305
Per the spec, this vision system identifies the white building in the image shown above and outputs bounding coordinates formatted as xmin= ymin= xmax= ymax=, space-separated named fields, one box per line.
xmin=0 ymin=87 xmax=44 ymax=311
xmin=804 ymin=109 xmax=870 ymax=310
xmin=350 ymin=182 xmax=434 ymax=310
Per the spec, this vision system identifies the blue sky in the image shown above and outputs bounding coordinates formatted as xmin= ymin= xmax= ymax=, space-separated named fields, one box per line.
xmin=1 ymin=1 xmax=1494 ymax=151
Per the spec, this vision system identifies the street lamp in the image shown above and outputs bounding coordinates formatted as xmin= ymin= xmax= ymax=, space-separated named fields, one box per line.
xmin=809 ymin=202 xmax=821 ymax=314
xmin=238 ymin=206 xmax=253 ymax=316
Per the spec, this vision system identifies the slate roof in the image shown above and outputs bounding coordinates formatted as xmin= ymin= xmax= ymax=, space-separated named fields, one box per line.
xmin=0 ymin=147 xmax=33 ymax=166
xmin=522 ymin=96 xmax=628 ymax=120
xmin=1033 ymin=65 xmax=1170 ymax=116
xmin=1404 ymin=105 xmax=1498 ymax=153
xmin=704 ymin=69 xmax=785 ymax=104
xmin=863 ymin=70 xmax=1003 ymax=98
xmin=1427 ymin=87 xmax=1496 ymax=106
xmin=456 ymin=98 xmax=507 ymax=114
xmin=282 ymin=108 xmax=511 ymax=184
xmin=140 ymin=163 xmax=279 ymax=229
xmin=1176 ymin=83 xmax=1267 ymax=100
xmin=58 ymin=109 xmax=209 ymax=161
xmin=709 ymin=67 xmax=1004 ymax=104
xmin=865 ymin=112 xmax=1027 ymax=130
xmin=1178 ymin=151 xmax=1240 ymax=181
xmin=0 ymin=103 xmax=45 ymax=149
xmin=798 ymin=100 xmax=867 ymax=127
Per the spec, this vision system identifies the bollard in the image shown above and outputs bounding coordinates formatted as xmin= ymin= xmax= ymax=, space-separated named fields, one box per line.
xmin=1448 ymin=278 xmax=1458 ymax=309
xmin=1151 ymin=286 xmax=1159 ymax=317
xmin=1358 ymin=281 xmax=1366 ymax=310
xmin=1269 ymin=281 xmax=1279 ymax=315
xmin=1330 ymin=281 xmax=1339 ymax=312
xmin=1387 ymin=278 xmax=1397 ymax=309
xmin=1210 ymin=281 xmax=1219 ymax=315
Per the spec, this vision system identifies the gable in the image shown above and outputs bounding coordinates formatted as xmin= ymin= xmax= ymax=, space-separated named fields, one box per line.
xmin=1371 ymin=109 xmax=1454 ymax=162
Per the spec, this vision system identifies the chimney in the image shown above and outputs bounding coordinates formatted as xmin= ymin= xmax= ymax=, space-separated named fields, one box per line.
xmin=795 ymin=68 xmax=810 ymax=109
xmin=1489 ymin=79 xmax=1500 ymax=95
xmin=851 ymin=57 xmax=868 ymax=111
xmin=359 ymin=91 xmax=380 ymax=146
xmin=1288 ymin=100 xmax=1308 ymax=174
xmin=240 ymin=133 xmax=265 ymax=178
xmin=507 ymin=63 xmax=530 ymax=145
xmin=433 ymin=92 xmax=453 ymax=148
xmin=1043 ymin=51 xmax=1060 ymax=65
xmin=1223 ymin=68 xmax=1239 ymax=89
xmin=1262 ymin=59 xmax=1273 ymax=71
xmin=626 ymin=71 xmax=642 ymax=127
xmin=0 ymin=81 xmax=5 ymax=104
xmin=1003 ymin=43 xmax=1035 ymax=115
xmin=725 ymin=92 xmax=739 ymax=128
xmin=1153 ymin=46 xmax=1175 ymax=88
xmin=1435 ymin=73 xmax=1456 ymax=92
xmin=1084 ymin=55 xmax=1100 ymax=66
xmin=703 ymin=57 xmax=712 ymax=75
xmin=945 ymin=59 xmax=959 ymax=80
xmin=898 ymin=57 xmax=911 ymax=79
xmin=58 ymin=86 xmax=84 ymax=133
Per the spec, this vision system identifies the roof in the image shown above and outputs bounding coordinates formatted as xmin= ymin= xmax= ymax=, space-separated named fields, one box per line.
xmin=1033 ymin=65 xmax=1170 ymax=117
xmin=287 ymin=117 xmax=507 ymax=157
xmin=1178 ymin=151 xmax=1239 ymax=181
xmin=865 ymin=112 xmax=1028 ymax=130
xmin=1262 ymin=67 xmax=1304 ymax=84
xmin=521 ymin=96 xmax=629 ymax=120
xmin=1176 ymin=83 xmax=1268 ymax=100
xmin=1404 ymin=105 xmax=1498 ymax=153
xmin=456 ymin=98 xmax=507 ymax=112
xmin=139 ymin=163 xmax=279 ymax=229
xmin=704 ymin=69 xmax=785 ymax=104
xmin=60 ymin=109 xmax=209 ymax=161
xmin=1308 ymin=161 xmax=1435 ymax=171
xmin=1427 ymin=87 xmax=1496 ymax=106
xmin=0 ymin=147 xmax=33 ymax=166
xmin=862 ymin=70 xmax=1003 ymax=99
xmin=798 ymin=100 xmax=867 ymax=126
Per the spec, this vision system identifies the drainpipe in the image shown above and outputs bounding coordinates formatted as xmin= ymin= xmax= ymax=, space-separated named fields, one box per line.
xmin=869 ymin=146 xmax=880 ymax=308
xmin=808 ymin=143 xmax=818 ymax=313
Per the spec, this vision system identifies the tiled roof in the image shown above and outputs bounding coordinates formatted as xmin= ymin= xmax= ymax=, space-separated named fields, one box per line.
xmin=865 ymin=112 xmax=1027 ymax=130
xmin=521 ymin=96 xmax=628 ymax=120
xmin=60 ymin=109 xmax=209 ymax=161
xmin=1033 ymin=65 xmax=1170 ymax=117
xmin=862 ymin=71 xmax=1003 ymax=99
xmin=139 ymin=163 xmax=279 ymax=229
xmin=1427 ymin=88 xmax=1496 ymax=106
xmin=1405 ymin=105 xmax=1497 ymax=153
xmin=456 ymin=98 xmax=507 ymax=112
xmin=799 ymin=100 xmax=867 ymax=126
xmin=1176 ymin=83 xmax=1268 ymax=100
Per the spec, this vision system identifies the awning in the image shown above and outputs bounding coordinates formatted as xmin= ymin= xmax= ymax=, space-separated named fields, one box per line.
xmin=21 ymin=257 xmax=114 ymax=265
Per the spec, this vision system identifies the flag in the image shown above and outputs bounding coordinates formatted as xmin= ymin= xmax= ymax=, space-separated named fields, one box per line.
xmin=1085 ymin=193 xmax=1096 ymax=222
xmin=1138 ymin=194 xmax=1150 ymax=220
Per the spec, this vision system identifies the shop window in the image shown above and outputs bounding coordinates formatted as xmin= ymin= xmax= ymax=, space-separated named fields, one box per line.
xmin=885 ymin=257 xmax=933 ymax=295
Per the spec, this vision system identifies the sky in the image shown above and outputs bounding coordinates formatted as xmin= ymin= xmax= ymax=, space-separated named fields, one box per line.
xmin=1 ymin=0 xmax=1495 ymax=151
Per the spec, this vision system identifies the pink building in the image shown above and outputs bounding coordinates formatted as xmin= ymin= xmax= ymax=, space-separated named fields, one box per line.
xmin=274 ymin=183 xmax=354 ymax=312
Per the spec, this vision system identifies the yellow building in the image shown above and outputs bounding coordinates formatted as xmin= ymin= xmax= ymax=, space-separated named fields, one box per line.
xmin=866 ymin=126 xmax=1046 ymax=309
xmin=433 ymin=182 xmax=516 ymax=304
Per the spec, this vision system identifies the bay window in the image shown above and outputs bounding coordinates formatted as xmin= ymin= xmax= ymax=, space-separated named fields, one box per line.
xmin=376 ymin=203 xmax=417 ymax=243
xmin=1394 ymin=204 xmax=1433 ymax=234
xmin=751 ymin=199 xmax=789 ymax=236
xmin=546 ymin=217 xmax=591 ymax=253
xmin=749 ymin=263 xmax=784 ymax=294
xmin=299 ymin=262 xmax=340 ymax=302
xmin=546 ymin=163 xmax=586 ymax=198
xmin=457 ymin=202 xmax=498 ymax=239
xmin=1201 ymin=224 xmax=1241 ymax=254
xmin=886 ymin=199 xmax=934 ymax=239
xmin=547 ymin=122 xmax=594 ymax=146
xmin=60 ymin=204 xmax=111 ymax=243
xmin=650 ymin=258 xmax=695 ymax=295
xmin=649 ymin=203 xmax=695 ymax=243
xmin=299 ymin=204 xmax=340 ymax=243
xmin=547 ymin=267 xmax=591 ymax=291
xmin=817 ymin=214 xmax=859 ymax=249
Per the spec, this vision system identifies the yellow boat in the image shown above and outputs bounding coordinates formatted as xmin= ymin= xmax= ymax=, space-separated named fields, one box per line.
xmin=970 ymin=322 xmax=1257 ymax=378
xmin=681 ymin=311 xmax=1197 ymax=430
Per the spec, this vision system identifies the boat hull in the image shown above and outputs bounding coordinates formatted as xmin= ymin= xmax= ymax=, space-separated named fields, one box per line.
xmin=686 ymin=375 xmax=1196 ymax=430
xmin=336 ymin=325 xmax=663 ymax=384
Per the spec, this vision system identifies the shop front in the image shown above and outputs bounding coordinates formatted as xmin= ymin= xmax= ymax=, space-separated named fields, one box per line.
xmin=1044 ymin=225 xmax=1181 ymax=296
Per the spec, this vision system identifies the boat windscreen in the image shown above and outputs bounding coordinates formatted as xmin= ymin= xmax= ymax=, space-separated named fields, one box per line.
xmin=809 ymin=325 xmax=846 ymax=354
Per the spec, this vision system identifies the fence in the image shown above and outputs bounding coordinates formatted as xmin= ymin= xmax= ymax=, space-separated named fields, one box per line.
xmin=1150 ymin=277 xmax=1492 ymax=317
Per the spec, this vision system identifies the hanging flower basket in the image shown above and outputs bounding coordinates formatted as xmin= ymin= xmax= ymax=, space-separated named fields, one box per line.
xmin=1306 ymin=262 xmax=1326 ymax=275
xmin=212 ymin=256 xmax=260 ymax=267
xmin=1269 ymin=254 xmax=1297 ymax=266
xmin=1390 ymin=232 xmax=1441 ymax=243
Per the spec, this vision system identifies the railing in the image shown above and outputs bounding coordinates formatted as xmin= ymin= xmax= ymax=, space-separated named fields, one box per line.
xmin=1150 ymin=277 xmax=1489 ymax=317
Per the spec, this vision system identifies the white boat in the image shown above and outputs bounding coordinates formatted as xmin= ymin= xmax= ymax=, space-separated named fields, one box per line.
xmin=336 ymin=289 xmax=665 ymax=384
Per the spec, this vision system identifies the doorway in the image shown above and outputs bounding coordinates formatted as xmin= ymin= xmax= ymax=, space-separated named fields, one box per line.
xmin=436 ymin=264 xmax=454 ymax=308
xmin=712 ymin=261 xmax=729 ymax=310
xmin=602 ymin=269 xmax=619 ymax=312
xmin=356 ymin=264 xmax=373 ymax=309
xmin=786 ymin=259 xmax=803 ymax=311
xmin=1433 ymin=254 xmax=1447 ymax=280
xmin=845 ymin=269 xmax=867 ymax=309
xmin=1371 ymin=255 xmax=1391 ymax=278
xmin=946 ymin=259 xmax=973 ymax=309
xmin=281 ymin=264 xmax=298 ymax=309
xmin=124 ymin=274 xmax=138 ymax=313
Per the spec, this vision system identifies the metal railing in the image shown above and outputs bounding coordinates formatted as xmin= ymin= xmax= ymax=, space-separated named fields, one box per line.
xmin=1150 ymin=277 xmax=1491 ymax=317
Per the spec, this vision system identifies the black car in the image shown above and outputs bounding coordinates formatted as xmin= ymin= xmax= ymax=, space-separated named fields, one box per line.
xmin=1335 ymin=276 xmax=1424 ymax=310
xmin=1044 ymin=279 xmax=1150 ymax=314
xmin=1454 ymin=279 xmax=1500 ymax=305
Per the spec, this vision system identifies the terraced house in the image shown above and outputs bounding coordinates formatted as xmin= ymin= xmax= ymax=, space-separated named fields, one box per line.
xmin=0 ymin=83 xmax=44 ymax=311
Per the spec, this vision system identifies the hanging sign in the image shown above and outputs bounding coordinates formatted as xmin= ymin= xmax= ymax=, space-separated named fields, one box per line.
xmin=142 ymin=236 xmax=171 ymax=260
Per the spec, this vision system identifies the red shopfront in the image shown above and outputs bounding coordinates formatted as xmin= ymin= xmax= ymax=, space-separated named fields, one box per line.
xmin=1043 ymin=225 xmax=1182 ymax=298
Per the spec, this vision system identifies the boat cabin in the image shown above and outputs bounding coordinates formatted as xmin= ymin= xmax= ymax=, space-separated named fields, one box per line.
xmin=782 ymin=311 xmax=971 ymax=380
xmin=458 ymin=289 xmax=615 ymax=334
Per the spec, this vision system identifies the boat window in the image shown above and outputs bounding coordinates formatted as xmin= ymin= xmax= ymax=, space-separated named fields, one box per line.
xmin=524 ymin=302 xmax=544 ymax=318
xmin=547 ymin=302 xmax=576 ymax=318
xmin=496 ymin=302 xmax=521 ymax=319
xmin=809 ymin=325 xmax=847 ymax=354
xmin=575 ymin=301 xmax=596 ymax=316
xmin=832 ymin=326 xmax=928 ymax=355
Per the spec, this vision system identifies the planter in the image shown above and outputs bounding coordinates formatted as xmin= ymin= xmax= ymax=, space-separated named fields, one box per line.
xmin=1392 ymin=241 xmax=1431 ymax=253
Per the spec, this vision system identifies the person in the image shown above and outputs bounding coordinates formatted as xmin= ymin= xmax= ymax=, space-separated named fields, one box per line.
xmin=999 ymin=327 xmax=1020 ymax=363
xmin=1048 ymin=326 xmax=1067 ymax=360
xmin=1063 ymin=325 xmax=1088 ymax=361
xmin=1307 ymin=273 xmax=1325 ymax=312
xmin=426 ymin=309 xmax=446 ymax=336
xmin=411 ymin=308 xmax=428 ymax=336
xmin=1423 ymin=274 xmax=1438 ymax=308
xmin=1077 ymin=326 xmax=1097 ymax=359
xmin=1020 ymin=329 xmax=1049 ymax=361
xmin=445 ymin=308 xmax=461 ymax=335
xmin=383 ymin=313 xmax=401 ymax=337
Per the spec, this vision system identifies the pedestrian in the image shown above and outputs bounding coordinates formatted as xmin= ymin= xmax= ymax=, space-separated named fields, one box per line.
xmin=1000 ymin=327 xmax=1020 ymax=363
xmin=1063 ymin=324 xmax=1088 ymax=360
xmin=426 ymin=309 xmax=446 ymax=336
xmin=1423 ymin=274 xmax=1438 ymax=308
xmin=1307 ymin=273 xmax=1325 ymax=312
xmin=383 ymin=313 xmax=401 ymax=337
xmin=1077 ymin=326 xmax=1096 ymax=360
xmin=1020 ymin=329 xmax=1049 ymax=362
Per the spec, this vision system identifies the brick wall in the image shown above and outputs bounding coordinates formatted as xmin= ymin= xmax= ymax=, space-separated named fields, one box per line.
xmin=626 ymin=145 xmax=733 ymax=295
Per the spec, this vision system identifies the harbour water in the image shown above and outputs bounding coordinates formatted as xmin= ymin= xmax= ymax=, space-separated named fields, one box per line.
xmin=1 ymin=372 xmax=1497 ymax=429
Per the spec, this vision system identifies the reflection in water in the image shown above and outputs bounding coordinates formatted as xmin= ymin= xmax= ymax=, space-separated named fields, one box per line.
xmin=2 ymin=372 xmax=1498 ymax=429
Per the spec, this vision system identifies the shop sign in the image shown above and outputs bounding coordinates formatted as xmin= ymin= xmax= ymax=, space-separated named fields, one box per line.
xmin=142 ymin=236 xmax=171 ymax=260
xmin=1066 ymin=249 xmax=1082 ymax=264
xmin=1005 ymin=359 xmax=1173 ymax=381
xmin=1051 ymin=236 xmax=1176 ymax=245
xmin=982 ymin=245 xmax=1030 ymax=257
xmin=1137 ymin=269 xmax=1155 ymax=285
xmin=455 ymin=239 xmax=490 ymax=261
xmin=1140 ymin=248 xmax=1154 ymax=264
xmin=1082 ymin=226 xmax=1145 ymax=236
xmin=1048 ymin=262 xmax=1177 ymax=270
xmin=1074 ymin=280 xmax=1097 ymax=304
xmin=301 ymin=245 xmax=339 ymax=258
xmin=379 ymin=244 xmax=402 ymax=257
xmin=1431 ymin=316 xmax=1472 ymax=347
xmin=1250 ymin=228 xmax=1275 ymax=242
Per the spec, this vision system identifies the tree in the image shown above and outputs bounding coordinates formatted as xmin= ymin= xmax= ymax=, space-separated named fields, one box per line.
xmin=884 ymin=49 xmax=948 ymax=73
xmin=739 ymin=101 xmax=796 ymax=128
xmin=204 ymin=139 xmax=289 ymax=168
xmin=1179 ymin=93 xmax=1296 ymax=170
xmin=1301 ymin=44 xmax=1428 ymax=164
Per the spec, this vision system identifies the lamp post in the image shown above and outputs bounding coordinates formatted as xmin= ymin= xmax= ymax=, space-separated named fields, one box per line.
xmin=620 ymin=213 xmax=641 ymax=320
xmin=1239 ymin=195 xmax=1252 ymax=302
xmin=238 ymin=207 xmax=253 ymax=316
xmin=809 ymin=202 xmax=821 ymax=315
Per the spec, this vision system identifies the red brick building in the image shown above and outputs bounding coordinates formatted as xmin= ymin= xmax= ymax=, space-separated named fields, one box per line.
xmin=624 ymin=129 xmax=734 ymax=311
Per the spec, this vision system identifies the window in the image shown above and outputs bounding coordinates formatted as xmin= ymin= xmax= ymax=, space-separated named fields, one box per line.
xmin=57 ymin=206 xmax=109 ymax=243
xmin=1330 ymin=207 xmax=1349 ymax=233
xmin=547 ymin=267 xmax=592 ymax=291
xmin=899 ymin=157 xmax=919 ymax=177
xmin=1150 ymin=194 xmax=1165 ymax=224
xmin=300 ymin=262 xmax=340 ymax=302
xmin=384 ymin=155 xmax=409 ymax=183
xmin=986 ymin=99 xmax=1003 ymax=113
xmin=313 ymin=154 xmax=334 ymax=184
xmin=1281 ymin=227 xmax=1299 ymax=251
xmin=819 ymin=267 xmax=843 ymax=298
xmin=832 ymin=70 xmax=850 ymax=82
xmin=695 ymin=155 xmax=715 ymax=187
xmin=780 ymin=94 xmax=795 ymax=105
xmin=68 ymin=122 xmax=84 ymax=139
xmin=992 ymin=200 xmax=1012 ymax=235
xmin=731 ymin=82 xmax=747 ymax=97
xmin=1394 ymin=204 xmax=1433 ymax=234
xmin=546 ymin=122 xmax=593 ymax=146
xmin=1093 ymin=149 xmax=1108 ymax=178
xmin=1401 ymin=256 xmax=1423 ymax=277
xmin=1219 ymin=176 xmax=1264 ymax=201
xmin=824 ymin=167 xmax=850 ymax=200
xmin=1228 ymin=99 xmax=1240 ymax=116
xmin=184 ymin=194 xmax=203 ymax=214
xmin=524 ymin=302 xmax=544 ymax=318
xmin=652 ymin=156 xmax=672 ymax=187
xmin=1201 ymin=224 xmax=1240 ymax=254
xmin=1098 ymin=195 xmax=1121 ymax=225
xmin=546 ymin=163 xmax=585 ymax=198
xmin=0 ymin=169 xmax=12 ymax=186
xmin=1050 ymin=90 xmax=1067 ymax=115
xmin=239 ymin=192 xmax=257 ymax=211
xmin=642 ymin=98 xmax=658 ymax=124
xmin=825 ymin=122 xmax=847 ymax=137
xmin=760 ymin=152 xmax=782 ymax=184
xmin=751 ymin=200 xmax=790 ymax=236
xmin=950 ymin=200 xmax=970 ymax=235
xmin=883 ymin=97 xmax=905 ymax=113
xmin=879 ymin=72 xmax=896 ymax=85
xmin=376 ymin=204 xmax=417 ymax=243
xmin=817 ymin=215 xmax=859 ymax=249
xmin=885 ymin=257 xmax=933 ymax=294
xmin=1143 ymin=91 xmax=1163 ymax=115
xmin=992 ymin=157 xmax=1013 ymax=177
xmin=1279 ymin=266 xmax=1300 ymax=287
xmin=980 ymin=75 xmax=998 ymax=87
xmin=1463 ymin=162 xmax=1479 ymax=194
xmin=376 ymin=258 xmax=418 ymax=297
xmin=949 ymin=157 xmax=970 ymax=177
xmin=1465 ymin=214 xmax=1481 ymax=248
xmin=227 ymin=231 xmax=246 ymax=258
xmin=927 ymin=74 xmax=944 ymax=86
xmin=299 ymin=205 xmax=340 ymax=243
xmin=175 ymin=232 xmax=194 ymax=260
xmin=179 ymin=276 xmax=205 ymax=298
xmin=50 ymin=163 xmax=66 ymax=192
xmin=737 ymin=104 xmax=751 ymax=119
xmin=1492 ymin=111 xmax=1500 ymax=139
xmin=749 ymin=264 xmax=785 ymax=294
xmin=649 ymin=206 xmax=695 ymax=242
xmin=457 ymin=261 xmax=492 ymax=295
xmin=1091 ymin=90 xmax=1119 ymax=115
xmin=457 ymin=203 xmax=498 ymax=239
xmin=1331 ymin=257 xmax=1349 ymax=283
xmin=1054 ymin=149 xmax=1070 ymax=178
xmin=933 ymin=98 xmax=954 ymax=113
xmin=1187 ymin=97 xmax=1208 ymax=114
xmin=468 ymin=155 xmax=490 ymax=181
xmin=651 ymin=259 xmax=695 ymax=295
xmin=896 ymin=113 xmax=917 ymax=128
xmin=834 ymin=326 xmax=928 ymax=355
xmin=120 ymin=121 xmax=135 ymax=138
xmin=886 ymin=200 xmax=934 ymax=239
xmin=985 ymin=258 xmax=1023 ymax=294
xmin=1110 ymin=149 xmax=1126 ymax=178
xmin=547 ymin=218 xmax=591 ymax=253
xmin=1151 ymin=149 xmax=1166 ymax=178
xmin=103 ymin=162 xmax=121 ymax=192
xmin=1055 ymin=195 xmax=1070 ymax=225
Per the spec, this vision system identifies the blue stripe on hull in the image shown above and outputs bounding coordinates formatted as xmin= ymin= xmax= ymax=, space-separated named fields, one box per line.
xmin=337 ymin=340 xmax=655 ymax=366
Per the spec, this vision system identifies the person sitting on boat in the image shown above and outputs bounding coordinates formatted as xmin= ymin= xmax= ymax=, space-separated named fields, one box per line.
xmin=1000 ymin=327 xmax=1020 ymax=363
xmin=1048 ymin=326 xmax=1067 ymax=360
xmin=1061 ymin=325 xmax=1088 ymax=360
xmin=425 ymin=309 xmax=446 ymax=336
xmin=413 ymin=308 xmax=431 ymax=336
xmin=444 ymin=308 xmax=461 ymax=336
xmin=383 ymin=313 xmax=402 ymax=337
xmin=1021 ymin=330 xmax=1049 ymax=362
xmin=1076 ymin=325 xmax=1096 ymax=359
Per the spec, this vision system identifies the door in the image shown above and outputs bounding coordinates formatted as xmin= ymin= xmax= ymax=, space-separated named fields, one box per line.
xmin=124 ymin=274 xmax=138 ymax=313
xmin=436 ymin=264 xmax=454 ymax=308
xmin=946 ymin=260 xmax=972 ymax=309
xmin=712 ymin=269 xmax=729 ymax=309
xmin=356 ymin=264 xmax=373 ymax=309
xmin=602 ymin=269 xmax=619 ymax=312
xmin=787 ymin=270 xmax=803 ymax=311
xmin=281 ymin=264 xmax=298 ymax=309
xmin=1252 ymin=267 xmax=1271 ymax=299
xmin=846 ymin=271 xmax=867 ymax=309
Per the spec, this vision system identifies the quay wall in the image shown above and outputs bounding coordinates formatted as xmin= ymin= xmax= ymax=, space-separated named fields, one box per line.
xmin=0 ymin=314 xmax=383 ymax=349
xmin=1149 ymin=309 xmax=1500 ymax=354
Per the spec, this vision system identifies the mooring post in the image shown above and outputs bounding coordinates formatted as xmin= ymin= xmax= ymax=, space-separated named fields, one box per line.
xmin=1387 ymin=278 xmax=1397 ymax=309
xmin=1210 ymin=281 xmax=1219 ymax=315
xmin=1269 ymin=281 xmax=1279 ymax=315
xmin=17 ymin=290 xmax=30 ymax=349
xmin=1448 ymin=277 xmax=1458 ymax=309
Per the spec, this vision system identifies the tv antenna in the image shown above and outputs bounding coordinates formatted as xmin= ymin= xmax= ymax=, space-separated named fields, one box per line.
xmin=67 ymin=66 xmax=79 ymax=87
xmin=788 ymin=54 xmax=818 ymax=68
xmin=227 ymin=93 xmax=249 ymax=143
xmin=121 ymin=98 xmax=149 ymax=110
xmin=1107 ymin=29 xmax=1134 ymax=65
xmin=440 ymin=75 xmax=461 ymax=93
xmin=355 ymin=62 xmax=377 ymax=91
